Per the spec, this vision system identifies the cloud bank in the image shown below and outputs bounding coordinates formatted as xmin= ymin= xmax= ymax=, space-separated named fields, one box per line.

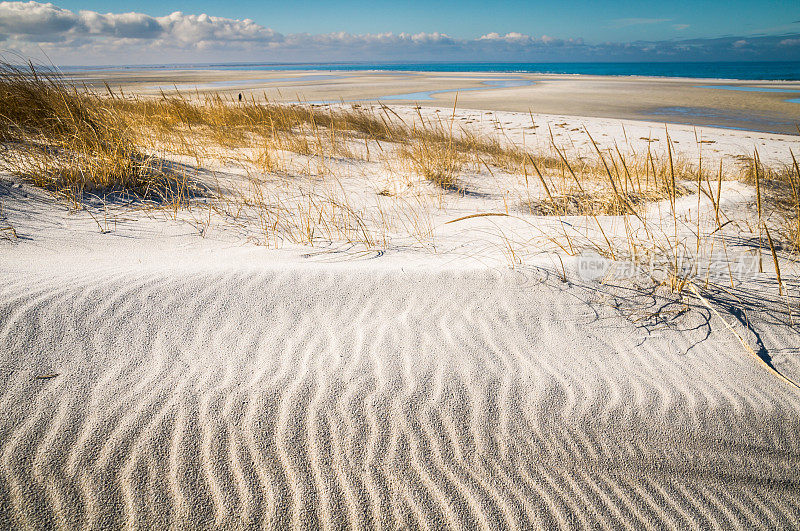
xmin=0 ymin=1 xmax=798 ymax=64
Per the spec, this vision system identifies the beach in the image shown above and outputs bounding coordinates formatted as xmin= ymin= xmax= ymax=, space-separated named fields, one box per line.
xmin=2 ymin=68 xmax=800 ymax=528
xmin=86 ymin=69 xmax=800 ymax=134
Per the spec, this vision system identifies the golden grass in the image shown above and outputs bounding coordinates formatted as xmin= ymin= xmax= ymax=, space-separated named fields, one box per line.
xmin=737 ymin=152 xmax=800 ymax=253
xmin=0 ymin=62 xmax=195 ymax=205
xmin=400 ymin=138 xmax=465 ymax=190
xmin=2 ymin=59 xmax=799 ymax=301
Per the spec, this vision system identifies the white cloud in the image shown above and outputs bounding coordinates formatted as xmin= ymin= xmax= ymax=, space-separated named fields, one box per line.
xmin=0 ymin=1 xmax=797 ymax=64
xmin=479 ymin=32 xmax=532 ymax=43
xmin=0 ymin=1 xmax=77 ymax=37
xmin=156 ymin=12 xmax=280 ymax=44
xmin=79 ymin=10 xmax=162 ymax=39
xmin=0 ymin=1 xmax=282 ymax=47
xmin=475 ymin=32 xmax=578 ymax=47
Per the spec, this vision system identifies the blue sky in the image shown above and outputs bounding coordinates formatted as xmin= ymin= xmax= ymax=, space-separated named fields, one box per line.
xmin=0 ymin=0 xmax=798 ymax=64
xmin=49 ymin=0 xmax=799 ymax=42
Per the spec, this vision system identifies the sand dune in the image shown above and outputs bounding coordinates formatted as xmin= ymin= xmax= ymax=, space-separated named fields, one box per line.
xmin=2 ymin=256 xmax=800 ymax=528
xmin=2 ymin=93 xmax=800 ymax=528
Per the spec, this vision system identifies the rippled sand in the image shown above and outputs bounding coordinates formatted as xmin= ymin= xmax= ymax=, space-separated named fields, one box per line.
xmin=2 ymin=104 xmax=800 ymax=527
xmin=2 ymin=257 xmax=800 ymax=527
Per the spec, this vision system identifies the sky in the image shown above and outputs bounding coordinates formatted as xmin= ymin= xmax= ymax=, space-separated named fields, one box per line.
xmin=0 ymin=0 xmax=798 ymax=65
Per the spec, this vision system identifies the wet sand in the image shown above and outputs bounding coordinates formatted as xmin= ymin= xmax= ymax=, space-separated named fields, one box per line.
xmin=80 ymin=69 xmax=800 ymax=134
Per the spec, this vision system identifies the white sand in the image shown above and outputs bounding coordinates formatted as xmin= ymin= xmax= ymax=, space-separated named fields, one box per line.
xmin=359 ymin=103 xmax=800 ymax=168
xmin=1 ymin=110 xmax=800 ymax=528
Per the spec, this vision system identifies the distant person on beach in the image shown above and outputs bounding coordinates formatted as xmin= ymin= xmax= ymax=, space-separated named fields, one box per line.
xmin=238 ymin=93 xmax=242 ymax=102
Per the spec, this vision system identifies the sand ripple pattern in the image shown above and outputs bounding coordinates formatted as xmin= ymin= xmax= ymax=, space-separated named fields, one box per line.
xmin=1 ymin=266 xmax=800 ymax=528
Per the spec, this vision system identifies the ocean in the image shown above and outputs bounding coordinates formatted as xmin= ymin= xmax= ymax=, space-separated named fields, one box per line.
xmin=66 ymin=61 xmax=800 ymax=81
